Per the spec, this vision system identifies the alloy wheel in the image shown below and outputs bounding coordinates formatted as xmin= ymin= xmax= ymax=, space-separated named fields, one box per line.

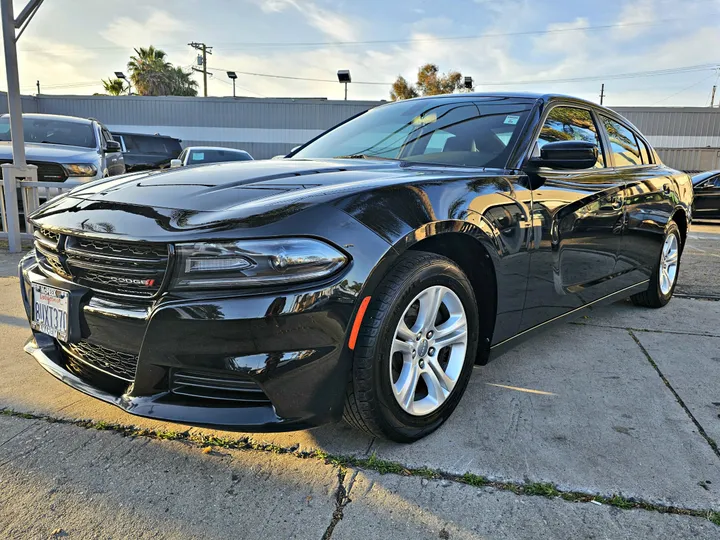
xmin=389 ymin=285 xmax=468 ymax=416
xmin=659 ymin=234 xmax=679 ymax=295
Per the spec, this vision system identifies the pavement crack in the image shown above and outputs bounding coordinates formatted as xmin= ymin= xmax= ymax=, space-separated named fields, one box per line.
xmin=1 ymin=407 xmax=719 ymax=529
xmin=628 ymin=329 xmax=720 ymax=460
xmin=321 ymin=468 xmax=354 ymax=540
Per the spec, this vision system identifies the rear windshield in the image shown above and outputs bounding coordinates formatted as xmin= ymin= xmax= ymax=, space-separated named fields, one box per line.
xmin=293 ymin=97 xmax=536 ymax=169
xmin=120 ymin=134 xmax=182 ymax=156
xmin=189 ymin=149 xmax=252 ymax=163
xmin=0 ymin=117 xmax=96 ymax=148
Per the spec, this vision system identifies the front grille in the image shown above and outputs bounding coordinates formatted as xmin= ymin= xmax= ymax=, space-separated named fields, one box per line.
xmin=61 ymin=340 xmax=139 ymax=382
xmin=171 ymin=371 xmax=271 ymax=404
xmin=33 ymin=228 xmax=171 ymax=298
xmin=0 ymin=160 xmax=67 ymax=182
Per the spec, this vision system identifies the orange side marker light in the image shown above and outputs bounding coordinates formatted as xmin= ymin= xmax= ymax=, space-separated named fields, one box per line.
xmin=348 ymin=296 xmax=371 ymax=350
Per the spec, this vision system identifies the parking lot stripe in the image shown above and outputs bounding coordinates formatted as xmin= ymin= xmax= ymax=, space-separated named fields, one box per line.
xmin=485 ymin=383 xmax=557 ymax=396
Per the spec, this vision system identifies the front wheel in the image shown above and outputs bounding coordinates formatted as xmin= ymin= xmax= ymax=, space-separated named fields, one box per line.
xmin=631 ymin=221 xmax=681 ymax=308
xmin=343 ymin=251 xmax=479 ymax=442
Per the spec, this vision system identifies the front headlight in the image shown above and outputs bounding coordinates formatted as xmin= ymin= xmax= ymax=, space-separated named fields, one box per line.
xmin=172 ymin=238 xmax=348 ymax=289
xmin=64 ymin=163 xmax=98 ymax=177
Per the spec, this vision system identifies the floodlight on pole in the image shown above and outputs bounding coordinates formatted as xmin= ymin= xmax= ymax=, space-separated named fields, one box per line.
xmin=114 ymin=71 xmax=131 ymax=95
xmin=337 ymin=70 xmax=351 ymax=100
xmin=227 ymin=71 xmax=237 ymax=98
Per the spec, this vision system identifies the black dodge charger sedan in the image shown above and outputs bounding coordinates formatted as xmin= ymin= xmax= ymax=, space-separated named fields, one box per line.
xmin=19 ymin=93 xmax=693 ymax=442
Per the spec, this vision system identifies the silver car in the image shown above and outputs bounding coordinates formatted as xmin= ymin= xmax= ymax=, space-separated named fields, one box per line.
xmin=0 ymin=113 xmax=124 ymax=183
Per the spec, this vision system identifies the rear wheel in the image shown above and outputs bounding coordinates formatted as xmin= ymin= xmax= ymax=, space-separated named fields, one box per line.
xmin=631 ymin=221 xmax=681 ymax=308
xmin=343 ymin=251 xmax=479 ymax=442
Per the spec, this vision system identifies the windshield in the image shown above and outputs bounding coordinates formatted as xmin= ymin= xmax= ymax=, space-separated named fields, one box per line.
xmin=0 ymin=117 xmax=97 ymax=148
xmin=293 ymin=97 xmax=536 ymax=168
xmin=189 ymin=149 xmax=252 ymax=163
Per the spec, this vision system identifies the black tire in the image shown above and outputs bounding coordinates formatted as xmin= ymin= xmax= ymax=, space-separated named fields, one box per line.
xmin=343 ymin=251 xmax=479 ymax=442
xmin=631 ymin=221 xmax=682 ymax=308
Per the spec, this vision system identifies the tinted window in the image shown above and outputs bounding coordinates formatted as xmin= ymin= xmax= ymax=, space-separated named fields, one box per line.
xmin=601 ymin=116 xmax=642 ymax=167
xmin=293 ymin=98 xmax=535 ymax=169
xmin=189 ymin=149 xmax=252 ymax=163
xmin=0 ymin=116 xmax=97 ymax=148
xmin=135 ymin=136 xmax=182 ymax=156
xmin=536 ymin=106 xmax=604 ymax=168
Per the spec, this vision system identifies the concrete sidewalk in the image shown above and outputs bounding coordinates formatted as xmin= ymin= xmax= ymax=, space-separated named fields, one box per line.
xmin=1 ymin=227 xmax=719 ymax=538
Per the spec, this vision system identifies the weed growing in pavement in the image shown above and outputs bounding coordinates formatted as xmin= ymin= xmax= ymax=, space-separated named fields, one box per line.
xmin=523 ymin=482 xmax=560 ymax=497
xmin=1 ymin=407 xmax=719 ymax=529
xmin=460 ymin=473 xmax=488 ymax=487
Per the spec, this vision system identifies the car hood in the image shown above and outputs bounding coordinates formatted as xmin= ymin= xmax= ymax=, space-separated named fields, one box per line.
xmin=0 ymin=142 xmax=98 ymax=162
xmin=31 ymin=158 xmax=509 ymax=240
xmin=64 ymin=158 xmax=494 ymax=212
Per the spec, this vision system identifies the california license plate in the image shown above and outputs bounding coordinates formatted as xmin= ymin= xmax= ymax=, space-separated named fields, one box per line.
xmin=31 ymin=283 xmax=70 ymax=342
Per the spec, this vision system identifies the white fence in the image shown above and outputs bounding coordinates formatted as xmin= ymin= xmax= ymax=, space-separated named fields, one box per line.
xmin=0 ymin=178 xmax=82 ymax=248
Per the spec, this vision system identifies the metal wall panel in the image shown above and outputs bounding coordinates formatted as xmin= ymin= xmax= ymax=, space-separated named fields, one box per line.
xmin=612 ymin=106 xmax=720 ymax=149
xmin=23 ymin=95 xmax=384 ymax=159
xmin=656 ymin=147 xmax=720 ymax=173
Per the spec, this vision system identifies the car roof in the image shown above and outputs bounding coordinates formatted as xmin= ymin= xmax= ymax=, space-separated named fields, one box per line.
xmin=1 ymin=113 xmax=94 ymax=125
xmin=186 ymin=146 xmax=249 ymax=153
xmin=113 ymin=131 xmax=179 ymax=140
xmin=383 ymin=91 xmax=623 ymax=116
xmin=692 ymin=170 xmax=720 ymax=184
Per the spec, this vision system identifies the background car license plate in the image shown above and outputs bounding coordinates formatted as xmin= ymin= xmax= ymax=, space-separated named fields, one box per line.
xmin=32 ymin=284 xmax=70 ymax=342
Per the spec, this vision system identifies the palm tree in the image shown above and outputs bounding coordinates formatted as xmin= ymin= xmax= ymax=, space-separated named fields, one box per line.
xmin=101 ymin=78 xmax=127 ymax=96
xmin=127 ymin=46 xmax=172 ymax=96
xmin=167 ymin=66 xmax=198 ymax=97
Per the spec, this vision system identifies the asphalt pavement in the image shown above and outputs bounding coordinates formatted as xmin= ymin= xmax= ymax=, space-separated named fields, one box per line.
xmin=0 ymin=225 xmax=719 ymax=539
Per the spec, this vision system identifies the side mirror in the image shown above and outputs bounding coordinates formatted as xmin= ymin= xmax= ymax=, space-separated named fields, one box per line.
xmin=105 ymin=140 xmax=121 ymax=152
xmin=170 ymin=159 xmax=182 ymax=168
xmin=528 ymin=141 xmax=598 ymax=170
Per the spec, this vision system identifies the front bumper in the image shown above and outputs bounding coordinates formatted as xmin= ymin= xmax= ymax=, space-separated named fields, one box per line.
xmin=19 ymin=255 xmax=366 ymax=431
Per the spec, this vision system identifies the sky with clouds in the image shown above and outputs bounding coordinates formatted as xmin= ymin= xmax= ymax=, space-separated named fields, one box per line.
xmin=2 ymin=0 xmax=720 ymax=106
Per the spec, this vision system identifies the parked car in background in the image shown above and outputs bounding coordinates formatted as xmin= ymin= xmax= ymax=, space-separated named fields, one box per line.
xmin=171 ymin=146 xmax=253 ymax=167
xmin=0 ymin=113 xmax=124 ymax=183
xmin=692 ymin=170 xmax=720 ymax=219
xmin=112 ymin=132 xmax=182 ymax=172
xmin=19 ymin=93 xmax=692 ymax=442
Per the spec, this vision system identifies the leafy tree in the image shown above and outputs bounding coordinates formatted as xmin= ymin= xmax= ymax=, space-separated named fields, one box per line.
xmin=390 ymin=64 xmax=467 ymax=101
xmin=125 ymin=46 xmax=198 ymax=97
xmin=102 ymin=78 xmax=127 ymax=96
xmin=390 ymin=76 xmax=418 ymax=101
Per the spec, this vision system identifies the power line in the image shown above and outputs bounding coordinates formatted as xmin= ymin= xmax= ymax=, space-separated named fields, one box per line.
xmin=207 ymin=63 xmax=720 ymax=87
xmin=15 ymin=13 xmax=720 ymax=55
xmin=652 ymin=72 xmax=718 ymax=105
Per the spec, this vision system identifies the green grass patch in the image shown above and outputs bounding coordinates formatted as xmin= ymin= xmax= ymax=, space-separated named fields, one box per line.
xmin=523 ymin=482 xmax=559 ymax=497
xmin=460 ymin=472 xmax=488 ymax=487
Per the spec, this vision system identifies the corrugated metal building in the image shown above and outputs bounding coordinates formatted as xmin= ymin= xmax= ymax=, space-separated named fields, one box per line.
xmin=1 ymin=92 xmax=718 ymax=169
xmin=0 ymin=92 xmax=383 ymax=159
xmin=611 ymin=106 xmax=720 ymax=172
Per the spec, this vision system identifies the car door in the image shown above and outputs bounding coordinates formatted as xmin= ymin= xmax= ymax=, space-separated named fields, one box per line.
xmin=694 ymin=174 xmax=720 ymax=219
xmin=520 ymin=104 xmax=626 ymax=332
xmin=605 ymin=116 xmax=682 ymax=282
xmin=101 ymin=126 xmax=125 ymax=176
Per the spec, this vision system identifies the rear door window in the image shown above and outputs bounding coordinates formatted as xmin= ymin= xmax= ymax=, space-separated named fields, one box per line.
xmin=601 ymin=116 xmax=642 ymax=167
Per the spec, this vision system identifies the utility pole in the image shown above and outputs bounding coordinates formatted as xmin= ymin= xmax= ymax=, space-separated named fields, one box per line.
xmin=711 ymin=85 xmax=717 ymax=108
xmin=189 ymin=41 xmax=212 ymax=97
xmin=1 ymin=0 xmax=44 ymax=252
xmin=599 ymin=83 xmax=606 ymax=106
xmin=36 ymin=80 xmax=39 ymax=94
